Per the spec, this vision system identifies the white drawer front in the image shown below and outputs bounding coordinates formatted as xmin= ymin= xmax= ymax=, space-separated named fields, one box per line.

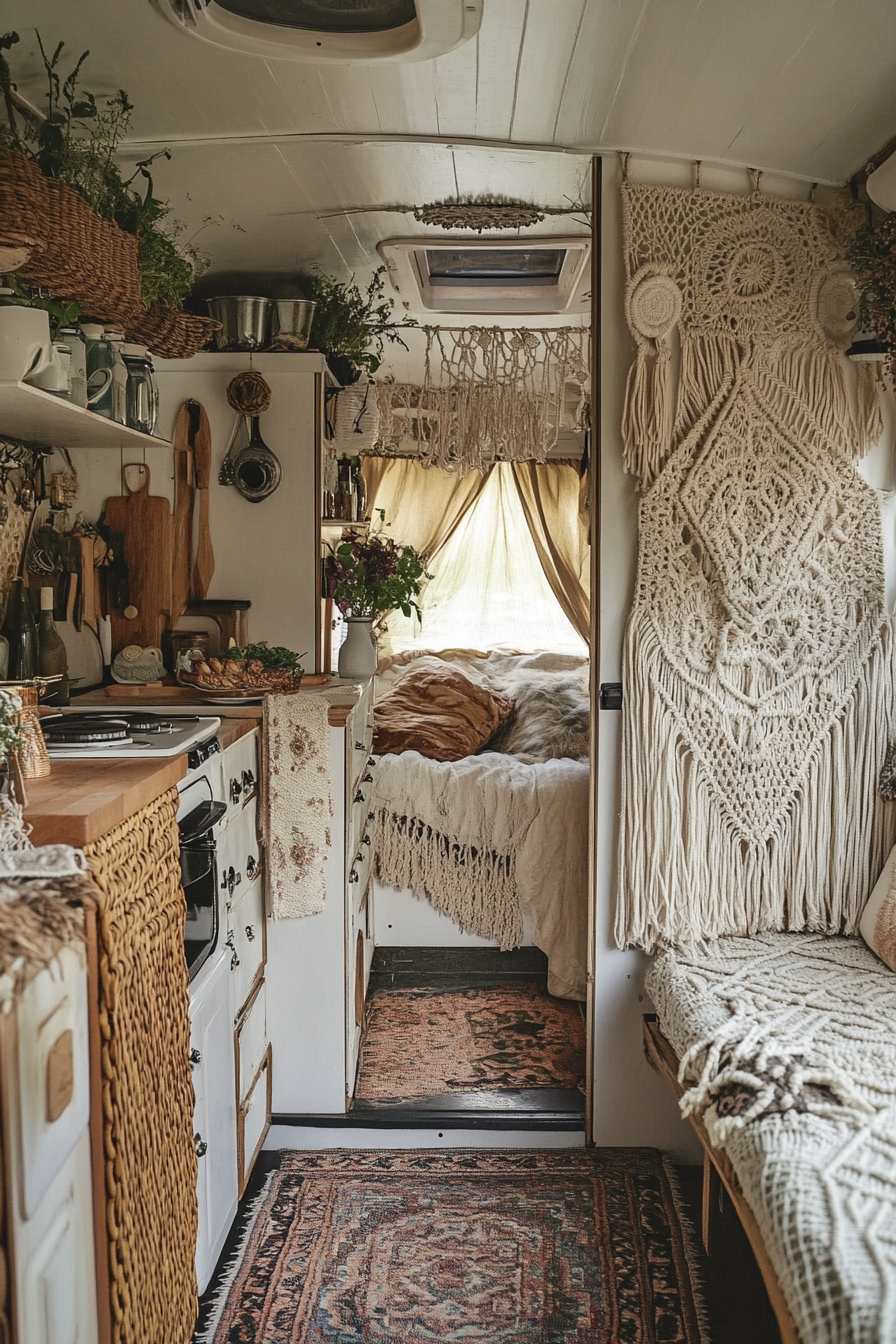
xmin=16 ymin=944 xmax=90 ymax=1220
xmin=231 ymin=875 xmax=265 ymax=1014
xmin=239 ymin=1050 xmax=271 ymax=1192
xmin=219 ymin=800 xmax=261 ymax=905
xmin=237 ymin=980 xmax=268 ymax=1102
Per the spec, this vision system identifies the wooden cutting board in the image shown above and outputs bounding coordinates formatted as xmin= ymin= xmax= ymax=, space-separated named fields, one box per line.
xmin=171 ymin=401 xmax=195 ymax=622
xmin=103 ymin=463 xmax=174 ymax=654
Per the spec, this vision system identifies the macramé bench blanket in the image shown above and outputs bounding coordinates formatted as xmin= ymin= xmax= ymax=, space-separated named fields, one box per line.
xmin=647 ymin=933 xmax=896 ymax=1344
xmin=373 ymin=749 xmax=588 ymax=1000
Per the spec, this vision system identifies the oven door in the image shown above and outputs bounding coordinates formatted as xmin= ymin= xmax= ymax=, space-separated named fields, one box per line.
xmin=181 ymin=800 xmax=228 ymax=982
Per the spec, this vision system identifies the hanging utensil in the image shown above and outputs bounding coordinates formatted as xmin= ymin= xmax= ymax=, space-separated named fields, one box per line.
xmin=232 ymin=416 xmax=281 ymax=504
xmin=171 ymin=400 xmax=196 ymax=619
xmin=190 ymin=402 xmax=215 ymax=599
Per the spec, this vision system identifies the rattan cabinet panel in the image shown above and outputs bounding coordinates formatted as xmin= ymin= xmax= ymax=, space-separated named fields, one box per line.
xmin=84 ymin=786 xmax=198 ymax=1344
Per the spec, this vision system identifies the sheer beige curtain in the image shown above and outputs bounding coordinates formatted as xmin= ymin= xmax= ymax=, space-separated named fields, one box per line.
xmin=511 ymin=461 xmax=591 ymax=642
xmin=362 ymin=455 xmax=491 ymax=562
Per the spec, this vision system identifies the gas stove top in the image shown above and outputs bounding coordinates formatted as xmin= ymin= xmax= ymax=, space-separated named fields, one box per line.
xmin=42 ymin=711 xmax=222 ymax=760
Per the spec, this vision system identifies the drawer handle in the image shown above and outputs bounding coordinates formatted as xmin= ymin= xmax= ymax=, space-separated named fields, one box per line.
xmin=230 ymin=777 xmax=243 ymax=804
xmin=362 ymin=772 xmax=373 ymax=783
xmin=242 ymin=769 xmax=256 ymax=791
xmin=246 ymin=854 xmax=258 ymax=880
xmin=349 ymin=868 xmax=359 ymax=883
xmin=245 ymin=925 xmax=255 ymax=941
xmin=194 ymin=1133 xmax=208 ymax=1158
xmin=354 ymin=740 xmax=365 ymax=751
xmin=368 ymin=811 xmax=375 ymax=821
xmin=362 ymin=834 xmax=371 ymax=846
xmin=354 ymin=790 xmax=364 ymax=804
xmin=189 ymin=1048 xmax=202 ymax=1066
xmin=226 ymin=933 xmax=241 ymax=970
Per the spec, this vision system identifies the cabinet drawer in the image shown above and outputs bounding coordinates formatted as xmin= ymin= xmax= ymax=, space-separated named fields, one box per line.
xmin=230 ymin=876 xmax=265 ymax=1015
xmin=236 ymin=980 xmax=268 ymax=1102
xmin=238 ymin=1047 xmax=271 ymax=1195
xmin=218 ymin=798 xmax=261 ymax=904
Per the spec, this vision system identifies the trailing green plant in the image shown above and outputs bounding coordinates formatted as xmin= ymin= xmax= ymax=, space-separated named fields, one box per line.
xmin=298 ymin=265 xmax=415 ymax=381
xmin=0 ymin=31 xmax=208 ymax=310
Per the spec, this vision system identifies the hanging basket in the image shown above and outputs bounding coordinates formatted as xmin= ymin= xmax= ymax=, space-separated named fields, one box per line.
xmin=332 ymin=382 xmax=380 ymax=455
xmin=0 ymin=147 xmax=218 ymax=356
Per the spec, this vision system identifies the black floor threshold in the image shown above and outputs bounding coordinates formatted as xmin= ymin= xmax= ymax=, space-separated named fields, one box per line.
xmin=271 ymin=1107 xmax=585 ymax=1132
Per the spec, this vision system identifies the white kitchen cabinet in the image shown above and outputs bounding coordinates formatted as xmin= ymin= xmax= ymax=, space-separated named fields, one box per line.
xmin=189 ymin=949 xmax=238 ymax=1296
xmin=1 ymin=943 xmax=98 ymax=1344
xmin=266 ymin=680 xmax=376 ymax=1116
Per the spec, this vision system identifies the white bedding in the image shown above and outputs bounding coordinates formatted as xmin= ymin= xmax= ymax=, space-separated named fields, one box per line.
xmin=372 ymin=650 xmax=590 ymax=1000
xmin=648 ymin=933 xmax=896 ymax=1344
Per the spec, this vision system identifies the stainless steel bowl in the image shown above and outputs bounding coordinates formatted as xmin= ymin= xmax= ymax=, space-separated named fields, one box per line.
xmin=269 ymin=299 xmax=317 ymax=351
xmin=207 ymin=296 xmax=272 ymax=351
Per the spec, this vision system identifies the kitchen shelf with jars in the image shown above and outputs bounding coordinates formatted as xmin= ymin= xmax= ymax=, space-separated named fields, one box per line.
xmin=0 ymin=380 xmax=172 ymax=451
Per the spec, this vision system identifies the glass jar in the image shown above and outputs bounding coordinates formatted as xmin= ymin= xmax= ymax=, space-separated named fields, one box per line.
xmin=121 ymin=343 xmax=158 ymax=434
xmin=59 ymin=325 xmax=88 ymax=408
xmin=82 ymin=323 xmax=115 ymax=419
xmin=103 ymin=327 xmax=129 ymax=424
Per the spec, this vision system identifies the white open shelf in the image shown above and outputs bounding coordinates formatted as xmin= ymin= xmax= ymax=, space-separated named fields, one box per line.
xmin=0 ymin=380 xmax=172 ymax=450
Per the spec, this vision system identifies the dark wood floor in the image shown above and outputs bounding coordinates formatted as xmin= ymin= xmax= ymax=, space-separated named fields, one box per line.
xmin=677 ymin=1165 xmax=783 ymax=1344
xmin=349 ymin=945 xmax=587 ymax=1129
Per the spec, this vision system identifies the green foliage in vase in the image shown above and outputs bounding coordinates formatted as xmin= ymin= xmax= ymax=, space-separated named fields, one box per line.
xmin=297 ymin=266 xmax=415 ymax=381
xmin=324 ymin=513 xmax=431 ymax=622
xmin=0 ymin=30 xmax=208 ymax=310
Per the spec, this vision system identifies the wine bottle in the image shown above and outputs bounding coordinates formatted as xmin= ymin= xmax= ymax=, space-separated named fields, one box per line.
xmin=2 ymin=578 xmax=38 ymax=681
xmin=38 ymin=586 xmax=70 ymax=705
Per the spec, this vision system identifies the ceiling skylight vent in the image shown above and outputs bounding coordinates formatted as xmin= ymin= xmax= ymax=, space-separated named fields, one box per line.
xmin=378 ymin=238 xmax=590 ymax=314
xmin=151 ymin=0 xmax=482 ymax=62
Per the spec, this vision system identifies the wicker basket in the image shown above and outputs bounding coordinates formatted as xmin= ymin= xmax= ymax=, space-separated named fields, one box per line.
xmin=125 ymin=300 xmax=220 ymax=359
xmin=0 ymin=147 xmax=217 ymax=355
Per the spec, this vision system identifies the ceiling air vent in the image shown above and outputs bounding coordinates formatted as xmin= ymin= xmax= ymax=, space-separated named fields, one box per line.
xmin=152 ymin=0 xmax=482 ymax=62
xmin=378 ymin=237 xmax=590 ymax=315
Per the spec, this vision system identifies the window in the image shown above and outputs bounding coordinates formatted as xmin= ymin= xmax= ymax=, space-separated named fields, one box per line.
xmin=380 ymin=463 xmax=588 ymax=659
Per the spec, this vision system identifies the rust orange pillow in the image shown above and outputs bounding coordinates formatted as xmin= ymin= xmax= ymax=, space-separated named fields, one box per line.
xmin=374 ymin=664 xmax=514 ymax=761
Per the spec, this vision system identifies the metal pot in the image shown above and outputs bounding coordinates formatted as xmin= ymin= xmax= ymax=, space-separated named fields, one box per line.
xmin=206 ymin=296 xmax=272 ymax=351
xmin=269 ymin=299 xmax=316 ymax=351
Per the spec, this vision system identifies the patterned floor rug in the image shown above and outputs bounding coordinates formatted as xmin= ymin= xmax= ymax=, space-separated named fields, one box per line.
xmin=354 ymin=983 xmax=586 ymax=1100
xmin=197 ymin=1148 xmax=709 ymax=1344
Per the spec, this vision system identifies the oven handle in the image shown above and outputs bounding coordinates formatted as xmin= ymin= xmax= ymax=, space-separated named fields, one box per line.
xmin=179 ymin=800 xmax=228 ymax=846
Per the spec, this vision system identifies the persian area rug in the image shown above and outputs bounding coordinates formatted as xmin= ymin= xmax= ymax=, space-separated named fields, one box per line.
xmin=197 ymin=1148 xmax=709 ymax=1344
xmin=354 ymin=984 xmax=585 ymax=1100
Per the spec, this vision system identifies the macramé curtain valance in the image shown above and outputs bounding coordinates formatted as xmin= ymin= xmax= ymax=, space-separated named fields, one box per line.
xmin=616 ymin=175 xmax=896 ymax=951
xmin=374 ymin=325 xmax=590 ymax=474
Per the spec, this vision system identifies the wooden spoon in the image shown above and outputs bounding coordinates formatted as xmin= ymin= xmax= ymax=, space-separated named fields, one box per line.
xmin=190 ymin=401 xmax=215 ymax=600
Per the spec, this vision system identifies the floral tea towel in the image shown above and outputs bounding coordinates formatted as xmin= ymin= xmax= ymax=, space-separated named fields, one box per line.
xmin=263 ymin=694 xmax=333 ymax=919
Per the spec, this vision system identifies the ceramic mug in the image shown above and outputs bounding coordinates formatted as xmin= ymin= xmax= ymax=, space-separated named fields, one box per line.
xmin=29 ymin=343 xmax=71 ymax=396
xmin=0 ymin=306 xmax=54 ymax=383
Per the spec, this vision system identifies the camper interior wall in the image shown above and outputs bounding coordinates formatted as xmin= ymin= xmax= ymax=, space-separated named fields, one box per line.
xmin=594 ymin=153 xmax=896 ymax=1159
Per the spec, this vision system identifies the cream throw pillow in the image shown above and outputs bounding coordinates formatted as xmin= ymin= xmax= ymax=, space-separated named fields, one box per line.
xmin=859 ymin=846 xmax=896 ymax=972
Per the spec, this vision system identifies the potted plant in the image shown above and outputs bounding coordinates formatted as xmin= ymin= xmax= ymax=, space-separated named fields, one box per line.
xmin=324 ymin=517 xmax=430 ymax=677
xmin=298 ymin=265 xmax=415 ymax=385
xmin=829 ymin=190 xmax=896 ymax=372
xmin=0 ymin=30 xmax=216 ymax=356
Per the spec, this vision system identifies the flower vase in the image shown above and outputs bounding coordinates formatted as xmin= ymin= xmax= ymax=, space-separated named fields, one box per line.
xmin=338 ymin=617 xmax=377 ymax=679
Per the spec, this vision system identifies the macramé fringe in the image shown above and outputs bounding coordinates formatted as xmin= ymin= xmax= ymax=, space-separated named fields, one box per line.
xmin=616 ymin=617 xmax=896 ymax=952
xmin=374 ymin=807 xmax=524 ymax=951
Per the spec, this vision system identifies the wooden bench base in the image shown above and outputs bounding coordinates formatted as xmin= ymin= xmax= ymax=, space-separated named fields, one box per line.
xmin=642 ymin=1015 xmax=800 ymax=1344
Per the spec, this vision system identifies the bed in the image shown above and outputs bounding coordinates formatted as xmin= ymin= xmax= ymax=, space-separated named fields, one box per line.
xmin=370 ymin=649 xmax=590 ymax=1000
xmin=645 ymin=932 xmax=896 ymax=1344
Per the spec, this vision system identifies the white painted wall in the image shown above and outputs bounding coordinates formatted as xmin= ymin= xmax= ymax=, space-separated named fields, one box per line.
xmin=591 ymin=153 xmax=896 ymax=1161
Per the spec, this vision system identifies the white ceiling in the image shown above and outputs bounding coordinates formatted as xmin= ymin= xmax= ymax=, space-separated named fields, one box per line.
xmin=2 ymin=0 xmax=895 ymax=297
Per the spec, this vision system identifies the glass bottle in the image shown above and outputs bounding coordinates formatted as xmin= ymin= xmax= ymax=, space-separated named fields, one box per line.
xmin=2 ymin=578 xmax=38 ymax=680
xmin=104 ymin=328 xmax=129 ymax=425
xmin=121 ymin=343 xmax=158 ymax=434
xmin=38 ymin=586 xmax=69 ymax=705
xmin=59 ymin=325 xmax=88 ymax=408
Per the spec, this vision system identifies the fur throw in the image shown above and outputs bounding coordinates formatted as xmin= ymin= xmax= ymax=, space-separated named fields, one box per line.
xmin=487 ymin=667 xmax=590 ymax=762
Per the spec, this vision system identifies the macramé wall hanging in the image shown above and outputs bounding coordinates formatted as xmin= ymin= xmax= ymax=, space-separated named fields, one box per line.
xmin=375 ymin=326 xmax=590 ymax=474
xmin=616 ymin=169 xmax=896 ymax=951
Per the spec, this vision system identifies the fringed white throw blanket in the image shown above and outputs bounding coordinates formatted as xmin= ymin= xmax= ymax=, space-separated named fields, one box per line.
xmin=617 ymin=176 xmax=896 ymax=950
xmin=263 ymin=694 xmax=333 ymax=920
xmin=648 ymin=933 xmax=896 ymax=1344
xmin=374 ymin=750 xmax=589 ymax=999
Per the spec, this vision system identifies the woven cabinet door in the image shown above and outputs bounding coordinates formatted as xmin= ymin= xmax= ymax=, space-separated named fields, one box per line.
xmin=84 ymin=787 xmax=199 ymax=1344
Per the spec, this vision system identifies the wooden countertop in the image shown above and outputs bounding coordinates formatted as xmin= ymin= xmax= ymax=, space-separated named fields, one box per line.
xmin=74 ymin=680 xmax=368 ymax=728
xmin=24 ymin=717 xmax=258 ymax=848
